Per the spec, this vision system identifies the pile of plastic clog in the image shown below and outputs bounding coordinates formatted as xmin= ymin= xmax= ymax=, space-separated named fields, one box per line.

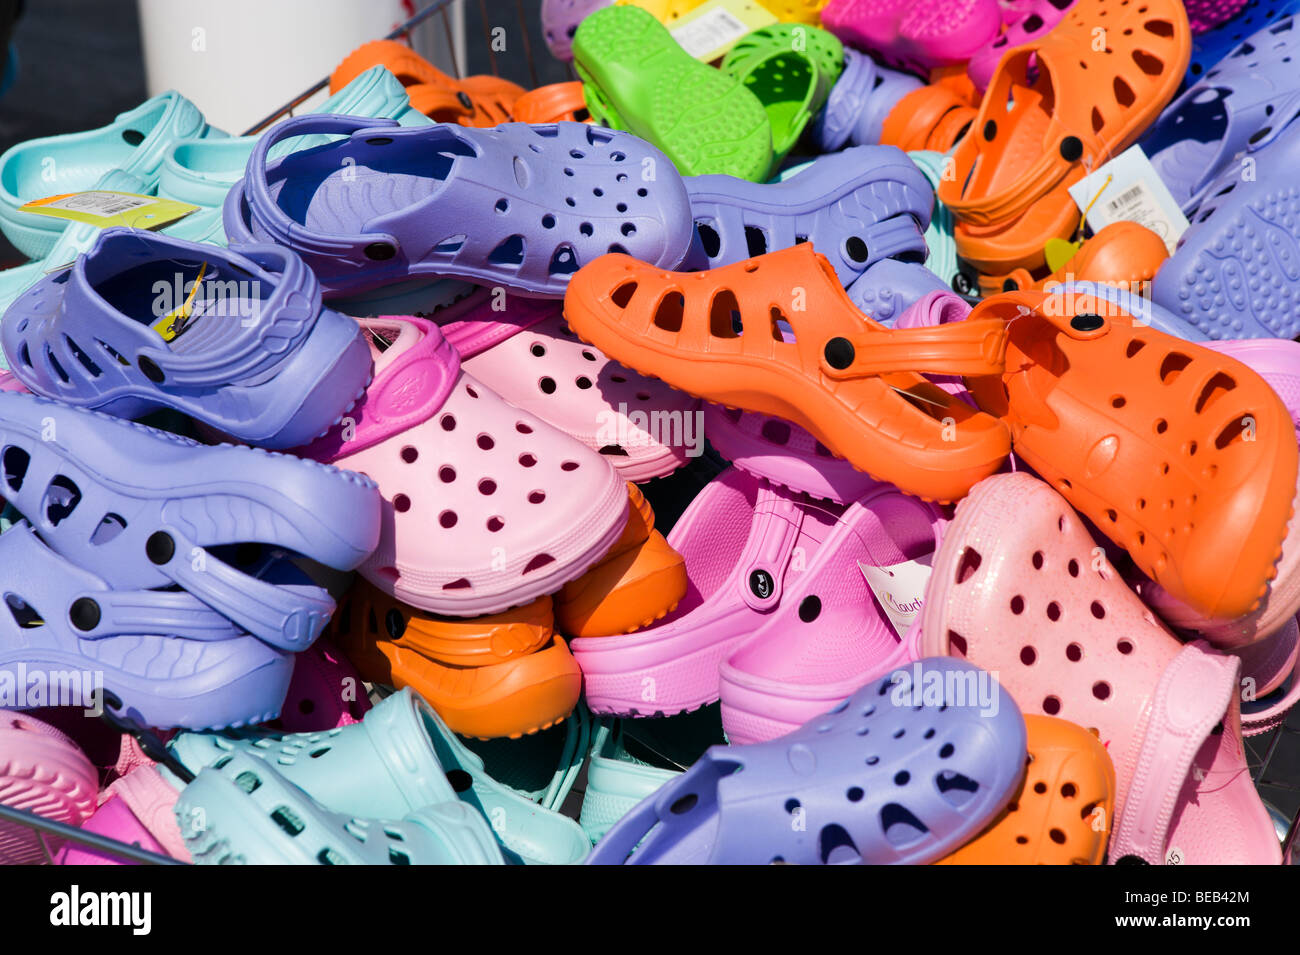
xmin=1 ymin=0 xmax=1299 ymax=866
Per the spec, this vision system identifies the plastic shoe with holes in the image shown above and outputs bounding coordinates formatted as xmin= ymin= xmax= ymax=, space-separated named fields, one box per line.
xmin=57 ymin=764 xmax=190 ymax=865
xmin=821 ymin=0 xmax=1003 ymax=74
xmin=966 ymin=288 xmax=1297 ymax=620
xmin=921 ymin=472 xmax=1281 ymax=865
xmin=936 ymin=715 xmax=1115 ymax=865
xmin=271 ymin=636 xmax=371 ymax=734
xmin=680 ymin=145 xmax=934 ymax=287
xmin=175 ymin=750 xmax=505 ymax=865
xmin=437 ymin=289 xmax=701 ymax=481
xmin=327 ymin=580 xmax=582 ymax=739
xmin=513 ymin=82 xmax=592 ymax=125
xmin=0 ymin=521 xmax=300 ymax=730
xmin=845 ymin=258 xmax=955 ymax=324
xmin=223 ymin=115 xmax=694 ymax=301
xmin=542 ymin=0 xmax=615 ymax=60
xmin=878 ymin=78 xmax=980 ymax=154
xmin=1151 ymin=120 xmax=1300 ymax=340
xmin=461 ymin=702 xmax=592 ymax=812
xmin=295 ymin=315 xmax=628 ymax=618
xmin=330 ymin=40 xmax=525 ymax=127
xmin=717 ymin=485 xmax=945 ymax=744
xmin=572 ymin=5 xmax=774 ymax=181
xmin=562 ymin=243 xmax=1012 ymax=503
xmin=1133 ymin=338 xmax=1300 ymax=647
xmin=811 ymin=49 xmax=923 ymax=152
xmin=556 ymin=483 xmax=689 ymax=637
xmin=988 ymin=221 xmax=1170 ymax=297
xmin=167 ymin=688 xmax=590 ymax=864
xmin=0 ymin=391 xmax=381 ymax=654
xmin=1141 ymin=14 xmax=1300 ymax=209
xmin=937 ymin=0 xmax=1190 ymax=276
xmin=587 ymin=657 xmax=1026 ymax=864
xmin=719 ymin=24 xmax=844 ymax=166
xmin=0 ymin=711 xmax=98 ymax=864
xmin=579 ymin=719 xmax=682 ymax=843
xmin=904 ymin=151 xmax=964 ymax=298
xmin=0 ymin=90 xmax=226 ymax=261
xmin=1 ymin=229 xmax=373 ymax=450
xmin=966 ymin=0 xmax=1078 ymax=92
xmin=1186 ymin=0 xmax=1300 ymax=83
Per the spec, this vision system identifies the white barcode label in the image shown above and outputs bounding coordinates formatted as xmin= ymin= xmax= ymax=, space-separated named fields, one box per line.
xmin=40 ymin=191 xmax=157 ymax=217
xmin=1107 ymin=184 xmax=1145 ymax=213
xmin=1067 ymin=146 xmax=1189 ymax=254
xmin=671 ymin=7 xmax=750 ymax=58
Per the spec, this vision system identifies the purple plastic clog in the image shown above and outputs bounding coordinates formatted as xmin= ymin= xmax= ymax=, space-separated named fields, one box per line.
xmin=811 ymin=49 xmax=923 ymax=152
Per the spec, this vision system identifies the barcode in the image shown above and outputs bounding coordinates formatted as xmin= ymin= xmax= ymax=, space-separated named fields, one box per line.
xmin=1107 ymin=185 xmax=1145 ymax=212
xmin=671 ymin=8 xmax=749 ymax=58
xmin=43 ymin=191 xmax=155 ymax=216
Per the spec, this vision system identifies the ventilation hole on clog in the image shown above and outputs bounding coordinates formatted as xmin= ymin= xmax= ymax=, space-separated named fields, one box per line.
xmin=1112 ymin=76 xmax=1135 ymax=107
xmin=270 ymin=806 xmax=304 ymax=837
xmin=565 ymin=197 xmax=575 ymax=207
xmin=798 ymin=596 xmax=821 ymax=622
xmin=486 ymin=516 xmax=505 ymax=532
xmin=1125 ymin=340 xmax=1145 ymax=358
xmin=2 ymin=447 xmax=29 ymax=493
xmin=488 ymin=235 xmax=525 ymax=266
xmin=495 ymin=198 xmax=509 ymax=214
xmin=1010 ymin=595 xmax=1025 ymax=614
xmin=743 ymin=224 xmax=768 ymax=257
xmin=523 ymin=553 xmax=554 ymax=574
xmin=1092 ymin=682 xmax=1111 ymax=700
xmin=478 ymin=479 xmax=496 ymax=495
xmin=1022 ymin=12 xmax=1043 ymax=30
xmin=519 ymin=453 xmax=537 ymax=467
xmin=45 ymin=347 xmax=70 ymax=384
xmin=89 ymin=513 xmax=127 ymax=546
xmin=954 ymin=547 xmax=982 ymax=583
xmin=653 ymin=292 xmax=685 ymax=332
xmin=443 ymin=578 xmax=471 ymax=590
xmin=309 ymin=747 xmax=331 ymax=759
xmin=434 ymin=234 xmax=466 ymax=254
xmin=400 ymin=446 xmax=418 ymax=463
xmin=528 ymin=490 xmax=546 ymax=504
xmin=947 ymin=631 xmax=968 ymax=658
xmin=608 ymin=281 xmax=639 ymax=309
xmin=393 ymin=494 xmax=411 ymax=513
xmin=5 ymin=593 xmax=41 ymax=628
xmin=477 ymin=434 xmax=495 ymax=451
xmin=561 ymin=460 xmax=579 ymax=471
xmin=670 ymin=793 xmax=698 ymax=814
xmin=760 ymin=419 xmax=791 ymax=445
xmin=1144 ymin=18 xmax=1173 ymax=35
xmin=1043 ymin=695 xmax=1061 ymax=715
xmin=438 ymin=510 xmax=457 ymax=529
xmin=1031 ymin=550 xmax=1044 ymax=570
xmin=121 ymin=128 xmax=145 ymax=146
xmin=881 ymin=804 xmax=929 ymax=846
xmin=385 ymin=609 xmax=406 ymax=641
xmin=709 ymin=290 xmax=742 ymax=338
xmin=43 ymin=475 xmax=81 ymax=526
xmin=539 ymin=375 xmax=560 ymax=394
xmin=1158 ymin=352 xmax=1191 ymax=383
xmin=893 ymin=728 xmax=906 ymax=740
xmin=593 ymin=188 xmax=604 ymax=198
xmin=1033 ymin=781 xmax=1048 ymax=794
xmin=936 ymin=771 xmax=979 ymax=807
xmin=234 ymin=771 xmax=261 ymax=793
xmin=1117 ymin=639 xmax=1133 ymax=654
xmin=548 ymin=245 xmax=580 ymax=275
xmin=1105 ymin=508 xmax=1118 ymax=523
xmin=1066 ymin=643 xmax=1083 ymax=662
xmin=785 ymin=798 xmax=801 ymax=813
xmin=621 ymin=223 xmax=636 ymax=237
xmin=18 ymin=343 xmax=30 ymax=368
xmin=574 ymin=375 xmax=590 ymax=389
xmin=1110 ymin=395 xmax=1126 ymax=409
xmin=1046 ymin=602 xmax=1061 ymax=622
xmin=1129 ymin=49 xmax=1163 ymax=76
xmin=446 ymin=769 xmax=473 ymax=792
xmin=64 ymin=336 xmax=101 ymax=378
xmin=1193 ymin=372 xmax=1235 ymax=414
xmin=438 ymin=466 xmax=456 ymax=483
xmin=696 ymin=223 xmax=721 ymax=258
xmin=1216 ymin=418 xmax=1250 ymax=450
xmin=440 ymin=414 xmax=456 ymax=431
xmin=578 ymin=222 xmax=594 ymax=237
xmin=819 ymin=824 xmax=861 ymax=864
xmin=1020 ymin=646 xmax=1036 ymax=665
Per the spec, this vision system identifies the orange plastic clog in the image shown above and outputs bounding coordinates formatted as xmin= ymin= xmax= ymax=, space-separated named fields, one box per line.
xmin=880 ymin=80 xmax=978 ymax=153
xmin=937 ymin=716 xmax=1116 ymax=865
xmin=937 ymin=0 xmax=1189 ymax=275
xmin=563 ymin=244 xmax=1012 ymax=503
xmin=556 ymin=483 xmax=688 ymax=637
xmin=513 ymin=81 xmax=592 ymax=124
xmin=966 ymin=289 xmax=1298 ymax=619
xmin=981 ymin=221 xmax=1170 ymax=296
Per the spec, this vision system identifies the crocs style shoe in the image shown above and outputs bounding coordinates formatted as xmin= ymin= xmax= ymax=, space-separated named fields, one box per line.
xmin=225 ymin=116 xmax=694 ymax=301
xmin=936 ymin=715 xmax=1115 ymax=865
xmin=2 ymin=230 xmax=372 ymax=449
xmin=681 ymin=145 xmax=933 ymax=286
xmin=0 ymin=712 xmax=98 ymax=864
xmin=966 ymin=289 xmax=1298 ymax=620
xmin=938 ymin=0 xmax=1190 ymax=275
xmin=57 ymin=764 xmax=190 ymax=864
xmin=0 ymin=391 xmax=381 ymax=653
xmin=720 ymin=24 xmax=844 ymax=164
xmin=556 ymin=483 xmax=689 ymax=637
xmin=821 ymin=0 xmax=1003 ymax=73
xmin=169 ymin=688 xmax=590 ymax=864
xmin=562 ymin=243 xmax=1012 ymax=503
xmin=879 ymin=80 xmax=980 ymax=154
xmin=0 ymin=91 xmax=225 ymax=260
xmin=845 ymin=258 xmax=954 ymax=323
xmin=812 ymin=49 xmax=923 ymax=152
xmin=543 ymin=0 xmax=615 ymax=60
xmin=1151 ymin=120 xmax=1300 ymax=340
xmin=461 ymin=704 xmax=591 ymax=811
xmin=513 ymin=82 xmax=592 ymax=124
xmin=1187 ymin=0 xmax=1300 ymax=82
xmin=718 ymin=484 xmax=943 ymax=744
xmin=329 ymin=583 xmax=582 ymax=740
xmin=295 ymin=316 xmax=628 ymax=617
xmin=580 ymin=720 xmax=681 ymax=843
xmin=1142 ymin=15 xmax=1300 ymax=208
xmin=990 ymin=221 xmax=1169 ymax=296
xmin=588 ymin=658 xmax=1026 ymax=864
xmin=573 ymin=5 xmax=774 ymax=181
xmin=176 ymin=750 xmax=505 ymax=865
xmin=921 ymin=473 xmax=1281 ymax=865
xmin=966 ymin=0 xmax=1078 ymax=92
xmin=330 ymin=40 xmax=525 ymax=127
xmin=903 ymin=151 xmax=964 ymax=296
xmin=439 ymin=291 xmax=700 ymax=482
xmin=271 ymin=637 xmax=371 ymax=733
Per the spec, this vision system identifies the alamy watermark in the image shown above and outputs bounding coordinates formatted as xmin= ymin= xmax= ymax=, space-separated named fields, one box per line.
xmin=888 ymin=661 xmax=1001 ymax=718
xmin=595 ymin=405 xmax=705 ymax=458
xmin=0 ymin=663 xmax=104 ymax=716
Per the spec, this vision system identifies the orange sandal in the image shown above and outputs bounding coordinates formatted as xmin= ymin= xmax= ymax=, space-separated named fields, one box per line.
xmin=556 ymin=483 xmax=688 ymax=637
xmin=937 ymin=716 xmax=1115 ymax=865
xmin=563 ymin=244 xmax=1012 ymax=503
xmin=330 ymin=40 xmax=525 ymax=127
xmin=880 ymin=80 xmax=978 ymax=153
xmin=966 ymin=288 xmax=1298 ymax=619
xmin=328 ymin=583 xmax=579 ymax=739
xmin=936 ymin=0 xmax=1189 ymax=275
xmin=983 ymin=221 xmax=1170 ymax=296
xmin=513 ymin=81 xmax=592 ymax=124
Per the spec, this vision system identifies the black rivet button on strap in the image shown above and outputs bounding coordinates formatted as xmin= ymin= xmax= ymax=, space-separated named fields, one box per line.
xmin=138 ymin=356 xmax=165 ymax=383
xmin=1059 ymin=136 xmax=1083 ymax=162
xmin=1070 ymin=313 xmax=1105 ymax=332
xmin=749 ymin=569 xmax=775 ymax=600
xmin=364 ymin=243 xmax=396 ymax=261
xmin=146 ymin=531 xmax=175 ymax=565
xmin=983 ymin=120 xmax=997 ymax=141
xmin=69 ymin=597 xmax=101 ymax=632
xmin=824 ymin=337 xmax=855 ymax=370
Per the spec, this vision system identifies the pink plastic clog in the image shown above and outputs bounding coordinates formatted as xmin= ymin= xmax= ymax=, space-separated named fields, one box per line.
xmin=822 ymin=0 xmax=1004 ymax=74
xmin=0 ymin=712 xmax=98 ymax=864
